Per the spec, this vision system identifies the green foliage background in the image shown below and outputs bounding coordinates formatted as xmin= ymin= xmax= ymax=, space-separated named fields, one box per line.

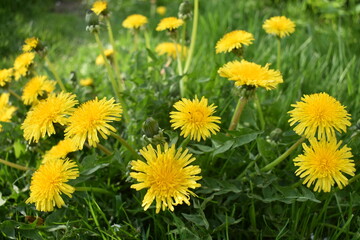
xmin=1 ymin=0 xmax=360 ymax=239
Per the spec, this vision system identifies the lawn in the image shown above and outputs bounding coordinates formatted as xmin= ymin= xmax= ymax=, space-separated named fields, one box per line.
xmin=1 ymin=0 xmax=360 ymax=239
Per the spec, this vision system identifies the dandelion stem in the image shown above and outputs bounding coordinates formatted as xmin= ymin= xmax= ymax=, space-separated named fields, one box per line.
xmin=183 ymin=0 xmax=199 ymax=74
xmin=105 ymin=17 xmax=123 ymax=91
xmin=150 ymin=0 xmax=156 ymax=18
xmin=179 ymin=136 xmax=191 ymax=149
xmin=75 ymin=186 xmax=113 ymax=195
xmin=174 ymin=37 xmax=183 ymax=75
xmin=254 ymin=93 xmax=265 ymax=130
xmin=94 ymin=32 xmax=130 ymax=124
xmin=0 ymin=158 xmax=33 ymax=171
xmin=277 ymin=38 xmax=281 ymax=70
xmin=228 ymin=96 xmax=248 ymax=131
xmin=44 ymin=56 xmax=66 ymax=92
xmin=8 ymin=89 xmax=22 ymax=101
xmin=144 ymin=29 xmax=151 ymax=50
xmin=348 ymin=173 xmax=360 ymax=185
xmin=261 ymin=137 xmax=306 ymax=172
xmin=110 ymin=132 xmax=140 ymax=159
xmin=94 ymin=143 xmax=113 ymax=156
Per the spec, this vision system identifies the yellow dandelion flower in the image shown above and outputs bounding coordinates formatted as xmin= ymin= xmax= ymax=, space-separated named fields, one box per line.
xmin=288 ymin=93 xmax=351 ymax=140
xmin=0 ymin=93 xmax=17 ymax=131
xmin=155 ymin=42 xmax=188 ymax=59
xmin=22 ymin=76 xmax=56 ymax=105
xmin=122 ymin=14 xmax=148 ymax=29
xmin=22 ymin=37 xmax=39 ymax=52
xmin=263 ymin=16 xmax=295 ymax=38
xmin=156 ymin=17 xmax=184 ymax=31
xmin=64 ymin=97 xmax=122 ymax=150
xmin=22 ymin=92 xmax=78 ymax=143
xmin=130 ymin=144 xmax=201 ymax=213
xmin=0 ymin=68 xmax=13 ymax=87
xmin=218 ymin=60 xmax=283 ymax=90
xmin=215 ymin=30 xmax=255 ymax=54
xmin=43 ymin=139 xmax=79 ymax=163
xmin=13 ymin=52 xmax=35 ymax=80
xmin=91 ymin=1 xmax=108 ymax=16
xmin=80 ymin=78 xmax=93 ymax=86
xmin=95 ymin=49 xmax=114 ymax=65
xmin=294 ymin=138 xmax=355 ymax=192
xmin=170 ymin=96 xmax=221 ymax=142
xmin=156 ymin=6 xmax=166 ymax=16
xmin=26 ymin=158 xmax=79 ymax=212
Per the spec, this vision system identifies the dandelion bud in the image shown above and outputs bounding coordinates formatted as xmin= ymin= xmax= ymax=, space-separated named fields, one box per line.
xmin=178 ymin=1 xmax=192 ymax=20
xmin=269 ymin=128 xmax=282 ymax=142
xmin=142 ymin=117 xmax=160 ymax=138
xmin=85 ymin=10 xmax=100 ymax=33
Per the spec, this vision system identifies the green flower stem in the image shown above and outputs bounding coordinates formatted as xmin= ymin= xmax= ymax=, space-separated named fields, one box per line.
xmin=261 ymin=137 xmax=306 ymax=172
xmin=133 ymin=29 xmax=139 ymax=52
xmin=179 ymin=136 xmax=191 ymax=149
xmin=174 ymin=37 xmax=183 ymax=75
xmin=75 ymin=186 xmax=113 ymax=195
xmin=0 ymin=158 xmax=33 ymax=171
xmin=180 ymin=75 xmax=188 ymax=98
xmin=183 ymin=0 xmax=199 ymax=74
xmin=95 ymin=143 xmax=113 ymax=156
xmin=94 ymin=32 xmax=119 ymax=96
xmin=144 ymin=29 xmax=151 ymax=50
xmin=105 ymin=17 xmax=123 ymax=91
xmin=44 ymin=56 xmax=66 ymax=92
xmin=110 ymin=132 xmax=140 ymax=159
xmin=254 ymin=93 xmax=265 ymax=130
xmin=94 ymin=32 xmax=130 ymax=124
xmin=8 ymin=89 xmax=22 ymax=101
xmin=348 ymin=173 xmax=360 ymax=185
xmin=150 ymin=0 xmax=156 ymax=17
xmin=228 ymin=96 xmax=248 ymax=131
xmin=277 ymin=37 xmax=281 ymax=70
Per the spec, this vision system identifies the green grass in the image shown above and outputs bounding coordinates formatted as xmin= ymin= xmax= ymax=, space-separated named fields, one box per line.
xmin=1 ymin=0 xmax=360 ymax=239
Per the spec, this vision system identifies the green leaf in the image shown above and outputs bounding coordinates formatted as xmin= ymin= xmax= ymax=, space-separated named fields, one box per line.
xmin=0 ymin=220 xmax=18 ymax=239
xmin=256 ymin=137 xmax=276 ymax=162
xmin=13 ymin=139 xmax=25 ymax=158
xmin=182 ymin=213 xmax=209 ymax=229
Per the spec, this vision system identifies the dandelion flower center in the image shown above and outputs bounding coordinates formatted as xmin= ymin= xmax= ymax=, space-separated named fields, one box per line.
xmin=215 ymin=30 xmax=254 ymax=54
xmin=294 ymin=138 xmax=355 ymax=192
xmin=156 ymin=17 xmax=184 ymax=31
xmin=130 ymin=144 xmax=202 ymax=213
xmin=170 ymin=96 xmax=221 ymax=142
xmin=263 ymin=16 xmax=296 ymax=38
xmin=288 ymin=92 xmax=351 ymax=139
xmin=122 ymin=14 xmax=148 ymax=29
xmin=91 ymin=1 xmax=107 ymax=15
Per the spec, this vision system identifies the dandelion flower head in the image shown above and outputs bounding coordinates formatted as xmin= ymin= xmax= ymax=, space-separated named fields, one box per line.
xmin=0 ymin=68 xmax=13 ymax=87
xmin=96 ymin=49 xmax=114 ymax=65
xmin=263 ymin=16 xmax=295 ymax=38
xmin=80 ymin=78 xmax=93 ymax=87
xmin=22 ymin=37 xmax=39 ymax=52
xmin=22 ymin=92 xmax=78 ymax=143
xmin=43 ymin=139 xmax=79 ymax=163
xmin=13 ymin=52 xmax=35 ymax=80
xmin=26 ymin=158 xmax=79 ymax=212
xmin=156 ymin=6 xmax=166 ymax=16
xmin=288 ymin=93 xmax=351 ymax=140
xmin=22 ymin=76 xmax=56 ymax=105
xmin=218 ymin=60 xmax=283 ymax=90
xmin=91 ymin=1 xmax=108 ymax=15
xmin=294 ymin=138 xmax=355 ymax=192
xmin=215 ymin=30 xmax=254 ymax=54
xmin=122 ymin=14 xmax=148 ymax=29
xmin=155 ymin=42 xmax=188 ymax=59
xmin=156 ymin=17 xmax=184 ymax=31
xmin=170 ymin=96 xmax=221 ymax=142
xmin=64 ymin=97 xmax=122 ymax=149
xmin=0 ymin=93 xmax=17 ymax=131
xmin=130 ymin=144 xmax=202 ymax=213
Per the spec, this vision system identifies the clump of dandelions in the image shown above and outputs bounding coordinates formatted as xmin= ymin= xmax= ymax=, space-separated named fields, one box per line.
xmin=130 ymin=143 xmax=201 ymax=213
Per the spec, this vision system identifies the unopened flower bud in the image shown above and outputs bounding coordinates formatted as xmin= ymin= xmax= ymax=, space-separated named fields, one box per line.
xmin=85 ymin=10 xmax=100 ymax=33
xmin=269 ymin=128 xmax=282 ymax=142
xmin=178 ymin=1 xmax=192 ymax=20
xmin=142 ymin=117 xmax=160 ymax=138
